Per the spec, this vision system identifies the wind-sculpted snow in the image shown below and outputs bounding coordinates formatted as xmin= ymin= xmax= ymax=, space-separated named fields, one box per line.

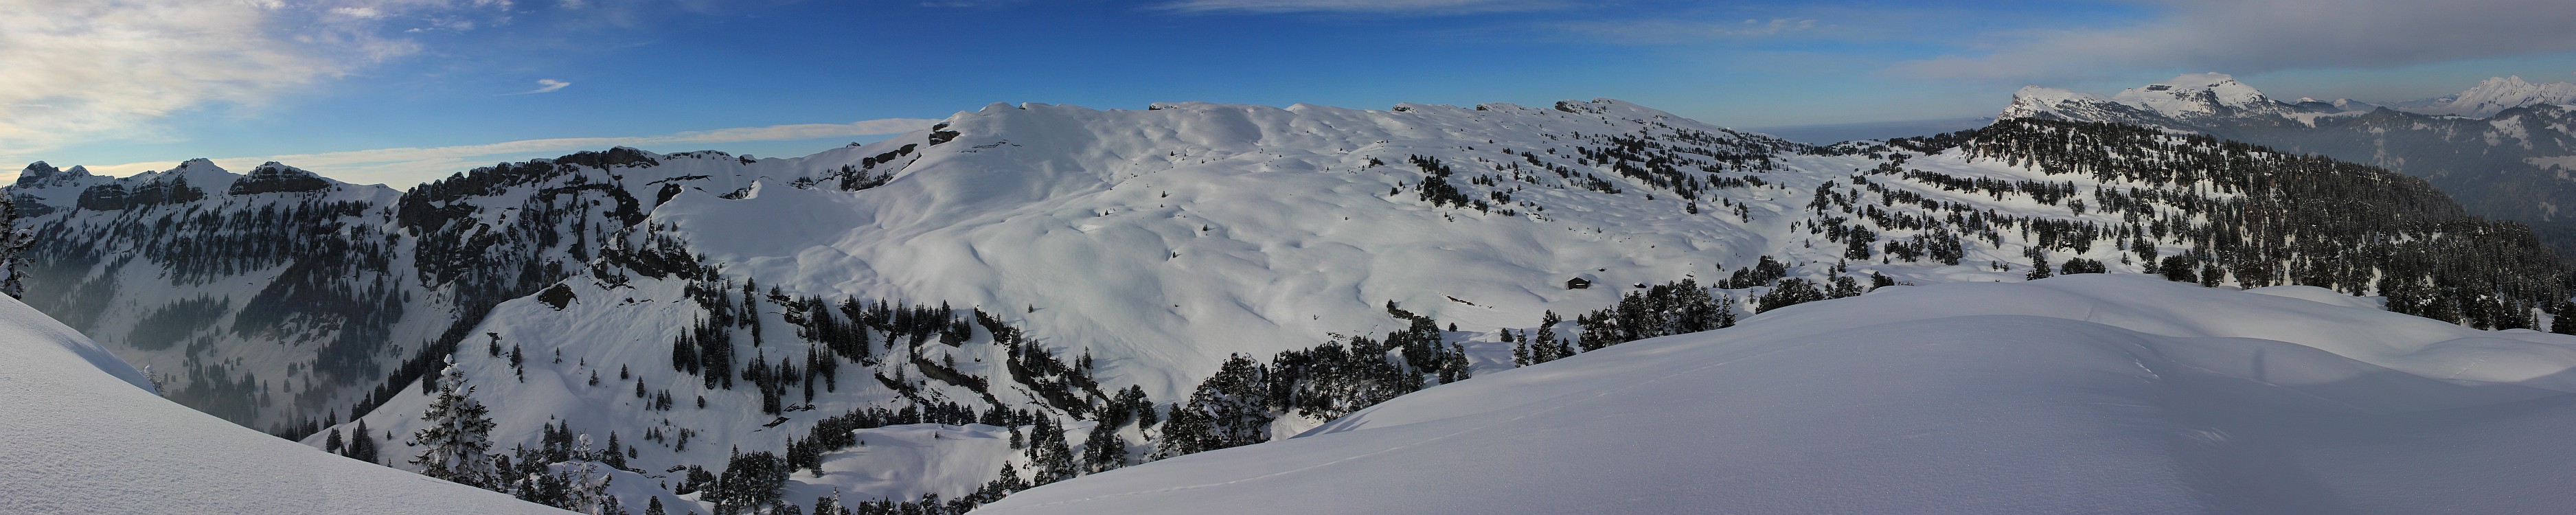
xmin=0 ymin=295 xmax=560 ymax=514
xmin=975 ymin=275 xmax=2576 ymax=514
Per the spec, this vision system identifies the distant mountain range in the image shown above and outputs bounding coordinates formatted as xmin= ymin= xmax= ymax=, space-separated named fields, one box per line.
xmin=2001 ymin=73 xmax=2576 ymax=256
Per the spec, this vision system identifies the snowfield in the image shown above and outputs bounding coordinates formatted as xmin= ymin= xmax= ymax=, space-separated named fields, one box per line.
xmin=0 ymin=295 xmax=562 ymax=514
xmin=974 ymin=275 xmax=2576 ymax=514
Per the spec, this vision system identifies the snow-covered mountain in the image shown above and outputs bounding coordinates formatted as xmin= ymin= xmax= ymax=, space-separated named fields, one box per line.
xmin=2090 ymin=72 xmax=2307 ymax=120
xmin=0 ymin=284 xmax=560 ymax=514
xmin=2001 ymin=73 xmax=2576 ymax=257
xmin=978 ymin=275 xmax=2576 ymax=514
xmin=11 ymin=98 xmax=2566 ymax=513
xmin=1999 ymin=73 xmax=2356 ymax=129
xmin=2406 ymin=75 xmax=2576 ymax=118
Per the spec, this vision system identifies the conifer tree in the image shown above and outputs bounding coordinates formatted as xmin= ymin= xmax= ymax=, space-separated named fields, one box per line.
xmin=1510 ymin=328 xmax=1531 ymax=367
xmin=1532 ymin=310 xmax=1565 ymax=363
xmin=347 ymin=420 xmax=380 ymax=464
xmin=411 ymin=355 xmax=498 ymax=489
xmin=1154 ymin=402 xmax=1211 ymax=459
xmin=1081 ymin=423 xmax=1127 ymax=473
xmin=2555 ymin=301 xmax=2576 ymax=335
xmin=0 ymin=197 xmax=30 ymax=299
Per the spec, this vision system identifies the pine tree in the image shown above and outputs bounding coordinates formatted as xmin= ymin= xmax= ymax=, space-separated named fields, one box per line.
xmin=2554 ymin=301 xmax=2576 ymax=335
xmin=0 ymin=196 xmax=30 ymax=299
xmin=347 ymin=420 xmax=380 ymax=464
xmin=568 ymin=434 xmax=616 ymax=514
xmin=1081 ymin=423 xmax=1127 ymax=473
xmin=1154 ymin=402 xmax=1211 ymax=459
xmin=643 ymin=496 xmax=664 ymax=515
xmin=1509 ymin=328 xmax=1531 ymax=367
xmin=1532 ymin=310 xmax=1565 ymax=363
xmin=411 ymin=355 xmax=497 ymax=489
xmin=326 ymin=428 xmax=345 ymax=455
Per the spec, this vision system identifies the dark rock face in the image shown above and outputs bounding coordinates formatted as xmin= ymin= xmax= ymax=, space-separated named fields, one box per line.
xmin=228 ymin=163 xmax=334 ymax=195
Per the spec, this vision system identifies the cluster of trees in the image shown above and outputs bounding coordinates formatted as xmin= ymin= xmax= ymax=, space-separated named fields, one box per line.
xmin=402 ymin=355 xmax=637 ymax=514
xmin=1886 ymin=119 xmax=2571 ymax=329
xmin=1509 ymin=311 xmax=1572 ymax=367
xmin=1152 ymin=302 xmax=1469 ymax=461
xmin=321 ymin=419 xmax=380 ymax=465
xmin=1572 ymin=278 xmax=1737 ymax=349
xmin=1405 ymin=154 xmax=1483 ymax=211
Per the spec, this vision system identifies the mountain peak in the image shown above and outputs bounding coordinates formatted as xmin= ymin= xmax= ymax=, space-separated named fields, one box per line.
xmin=1998 ymin=86 xmax=2173 ymax=128
xmin=2106 ymin=73 xmax=2287 ymax=119
xmin=2417 ymin=75 xmax=2576 ymax=117
xmin=229 ymin=161 xmax=337 ymax=195
xmin=15 ymin=161 xmax=95 ymax=190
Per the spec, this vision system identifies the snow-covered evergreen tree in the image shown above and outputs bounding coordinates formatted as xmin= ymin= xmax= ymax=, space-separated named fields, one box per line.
xmin=0 ymin=196 xmax=30 ymax=299
xmin=567 ymin=434 xmax=618 ymax=515
xmin=411 ymin=355 xmax=498 ymax=489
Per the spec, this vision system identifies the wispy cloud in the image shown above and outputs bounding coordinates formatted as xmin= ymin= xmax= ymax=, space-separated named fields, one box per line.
xmin=1560 ymin=17 xmax=1822 ymax=45
xmin=507 ymin=78 xmax=574 ymax=95
xmin=1156 ymin=0 xmax=1559 ymax=14
xmin=1889 ymin=0 xmax=2576 ymax=83
xmin=0 ymin=0 xmax=518 ymax=161
xmin=81 ymin=117 xmax=941 ymax=186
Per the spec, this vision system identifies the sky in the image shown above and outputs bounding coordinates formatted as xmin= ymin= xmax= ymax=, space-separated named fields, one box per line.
xmin=5 ymin=0 xmax=2576 ymax=186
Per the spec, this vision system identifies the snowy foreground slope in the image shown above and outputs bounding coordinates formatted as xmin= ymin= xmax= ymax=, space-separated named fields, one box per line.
xmin=977 ymin=275 xmax=2576 ymax=514
xmin=0 ymin=296 xmax=560 ymax=513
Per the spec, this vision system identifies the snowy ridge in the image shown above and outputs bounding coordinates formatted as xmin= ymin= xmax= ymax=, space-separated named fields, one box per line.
xmin=1999 ymin=73 xmax=2321 ymax=129
xmin=2413 ymin=75 xmax=2576 ymax=118
xmin=1996 ymin=73 xmax=2576 ymax=255
xmin=2107 ymin=73 xmax=2299 ymax=119
xmin=978 ymin=275 xmax=2576 ymax=514
xmin=0 ymin=292 xmax=559 ymax=514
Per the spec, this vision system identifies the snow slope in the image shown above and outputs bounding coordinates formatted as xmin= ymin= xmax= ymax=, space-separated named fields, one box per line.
xmin=975 ymin=275 xmax=2576 ymax=514
xmin=0 ymin=294 xmax=561 ymax=514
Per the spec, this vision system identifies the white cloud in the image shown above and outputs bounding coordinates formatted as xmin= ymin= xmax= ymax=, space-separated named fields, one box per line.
xmin=0 ymin=0 xmax=514 ymax=161
xmin=0 ymin=1 xmax=326 ymax=157
xmin=80 ymin=117 xmax=942 ymax=186
xmin=510 ymin=79 xmax=574 ymax=95
xmin=1156 ymin=0 xmax=1556 ymax=14
xmin=1889 ymin=0 xmax=2576 ymax=83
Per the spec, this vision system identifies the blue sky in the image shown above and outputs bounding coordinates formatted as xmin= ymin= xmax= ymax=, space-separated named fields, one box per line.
xmin=8 ymin=0 xmax=2576 ymax=185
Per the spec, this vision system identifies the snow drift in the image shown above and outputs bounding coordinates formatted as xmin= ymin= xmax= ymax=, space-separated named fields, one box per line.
xmin=0 ymin=295 xmax=560 ymax=514
xmin=974 ymin=275 xmax=2576 ymax=514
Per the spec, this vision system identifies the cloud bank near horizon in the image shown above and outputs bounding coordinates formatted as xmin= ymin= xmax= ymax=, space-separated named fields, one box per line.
xmin=1890 ymin=0 xmax=2576 ymax=83
xmin=66 ymin=117 xmax=939 ymax=186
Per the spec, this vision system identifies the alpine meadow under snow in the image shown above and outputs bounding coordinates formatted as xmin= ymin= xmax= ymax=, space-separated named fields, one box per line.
xmin=5 ymin=94 xmax=2575 ymax=513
